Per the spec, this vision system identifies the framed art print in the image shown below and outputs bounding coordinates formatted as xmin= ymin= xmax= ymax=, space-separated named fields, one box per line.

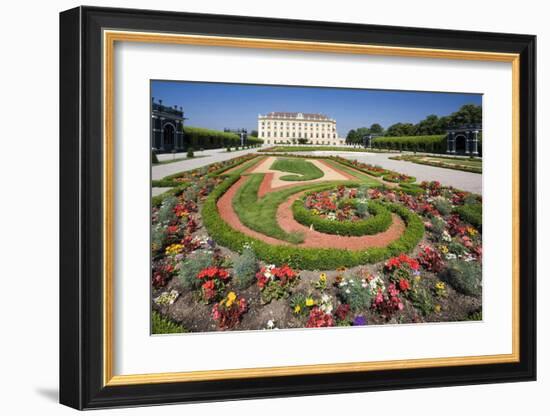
xmin=59 ymin=6 xmax=536 ymax=409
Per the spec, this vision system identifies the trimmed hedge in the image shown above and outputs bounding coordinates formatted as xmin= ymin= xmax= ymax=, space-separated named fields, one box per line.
xmin=382 ymin=173 xmax=416 ymax=184
xmin=292 ymin=197 xmax=392 ymax=236
xmin=202 ymin=174 xmax=424 ymax=270
xmin=372 ymin=135 xmax=447 ymax=153
xmin=182 ymin=126 xmax=263 ymax=149
xmin=453 ymin=203 xmax=482 ymax=230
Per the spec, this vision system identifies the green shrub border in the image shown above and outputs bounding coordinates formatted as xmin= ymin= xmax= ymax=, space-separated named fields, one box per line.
xmin=382 ymin=173 xmax=416 ymax=184
xmin=151 ymin=183 xmax=191 ymax=208
xmin=327 ymin=156 xmax=390 ymax=178
xmin=292 ymin=193 xmax=392 ymax=236
xmin=202 ymin=173 xmax=425 ymax=270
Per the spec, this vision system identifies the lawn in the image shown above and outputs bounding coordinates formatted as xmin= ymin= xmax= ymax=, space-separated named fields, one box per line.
xmin=232 ymin=173 xmax=354 ymax=244
xmin=270 ymin=157 xmax=324 ymax=181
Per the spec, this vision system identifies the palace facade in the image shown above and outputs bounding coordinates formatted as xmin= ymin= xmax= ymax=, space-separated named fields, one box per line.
xmin=258 ymin=112 xmax=344 ymax=146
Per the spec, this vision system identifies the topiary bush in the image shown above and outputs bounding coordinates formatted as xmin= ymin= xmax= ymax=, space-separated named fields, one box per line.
xmin=186 ymin=147 xmax=195 ymax=158
xmin=439 ymin=259 xmax=482 ymax=297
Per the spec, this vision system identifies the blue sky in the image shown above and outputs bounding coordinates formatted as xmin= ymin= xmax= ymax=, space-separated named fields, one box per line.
xmin=151 ymin=80 xmax=482 ymax=134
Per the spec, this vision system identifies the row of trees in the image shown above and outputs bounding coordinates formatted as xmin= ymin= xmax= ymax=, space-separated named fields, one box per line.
xmin=345 ymin=104 xmax=481 ymax=145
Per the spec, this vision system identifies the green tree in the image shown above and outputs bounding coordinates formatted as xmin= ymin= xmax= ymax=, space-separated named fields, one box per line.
xmin=449 ymin=104 xmax=482 ymax=127
xmin=385 ymin=122 xmax=415 ymax=137
xmin=346 ymin=129 xmax=358 ymax=145
xmin=369 ymin=123 xmax=384 ymax=134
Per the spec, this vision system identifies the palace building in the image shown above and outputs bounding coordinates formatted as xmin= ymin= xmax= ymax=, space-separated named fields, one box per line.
xmin=258 ymin=112 xmax=344 ymax=146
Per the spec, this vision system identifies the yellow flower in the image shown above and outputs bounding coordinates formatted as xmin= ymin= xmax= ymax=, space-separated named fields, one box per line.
xmin=225 ymin=291 xmax=237 ymax=307
xmin=319 ymin=273 xmax=327 ymax=282
xmin=305 ymin=298 xmax=315 ymax=307
xmin=165 ymin=243 xmax=183 ymax=256
xmin=439 ymin=245 xmax=449 ymax=254
xmin=434 ymin=304 xmax=442 ymax=313
xmin=435 ymin=282 xmax=446 ymax=290
xmin=294 ymin=305 xmax=301 ymax=314
xmin=467 ymin=227 xmax=478 ymax=236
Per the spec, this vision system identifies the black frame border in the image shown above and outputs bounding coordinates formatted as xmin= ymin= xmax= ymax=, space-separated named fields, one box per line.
xmin=60 ymin=6 xmax=536 ymax=410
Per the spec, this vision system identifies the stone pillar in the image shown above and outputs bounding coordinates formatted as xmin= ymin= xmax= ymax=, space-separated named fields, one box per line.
xmin=160 ymin=118 xmax=165 ymax=150
xmin=472 ymin=130 xmax=479 ymax=155
xmin=175 ymin=121 xmax=181 ymax=149
xmin=446 ymin=133 xmax=451 ymax=153
xmin=465 ymin=131 xmax=471 ymax=155
xmin=450 ymin=132 xmax=456 ymax=154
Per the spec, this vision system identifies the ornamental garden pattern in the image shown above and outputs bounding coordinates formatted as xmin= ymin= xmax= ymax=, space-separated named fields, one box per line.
xmin=151 ymin=154 xmax=482 ymax=333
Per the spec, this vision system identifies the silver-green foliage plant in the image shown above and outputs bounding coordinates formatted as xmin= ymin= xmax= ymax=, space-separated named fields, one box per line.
xmin=430 ymin=215 xmax=447 ymax=240
xmin=337 ymin=275 xmax=374 ymax=312
xmin=233 ymin=246 xmax=258 ymax=289
xmin=151 ymin=223 xmax=167 ymax=253
xmin=440 ymin=259 xmax=482 ymax=297
xmin=432 ymin=196 xmax=452 ymax=216
xmin=178 ymin=251 xmax=213 ymax=290
xmin=157 ymin=195 xmax=178 ymax=224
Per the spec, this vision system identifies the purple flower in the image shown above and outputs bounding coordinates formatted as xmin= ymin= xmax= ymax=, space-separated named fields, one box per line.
xmin=353 ymin=315 xmax=367 ymax=326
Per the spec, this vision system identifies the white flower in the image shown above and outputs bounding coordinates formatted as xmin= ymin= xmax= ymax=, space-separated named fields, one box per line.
xmin=345 ymin=289 xmax=351 ymax=294
xmin=154 ymin=289 xmax=179 ymax=306
xmin=266 ymin=320 xmax=275 ymax=329
xmin=446 ymin=253 xmax=457 ymax=260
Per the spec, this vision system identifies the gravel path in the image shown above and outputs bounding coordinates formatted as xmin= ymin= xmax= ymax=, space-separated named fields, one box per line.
xmin=282 ymin=151 xmax=482 ymax=194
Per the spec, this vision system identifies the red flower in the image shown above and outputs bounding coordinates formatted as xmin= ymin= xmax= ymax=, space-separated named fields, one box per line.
xmin=398 ymin=278 xmax=410 ymax=292
xmin=306 ymin=307 xmax=334 ymax=328
xmin=197 ymin=266 xmax=230 ymax=281
xmin=202 ymin=280 xmax=215 ymax=290
xmin=335 ymin=304 xmax=350 ymax=321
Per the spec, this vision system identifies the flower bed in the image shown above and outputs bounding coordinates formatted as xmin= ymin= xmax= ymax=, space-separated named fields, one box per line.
xmin=151 ymin=156 xmax=483 ymax=333
xmin=382 ymin=172 xmax=416 ymax=184
xmin=292 ymin=186 xmax=393 ymax=236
